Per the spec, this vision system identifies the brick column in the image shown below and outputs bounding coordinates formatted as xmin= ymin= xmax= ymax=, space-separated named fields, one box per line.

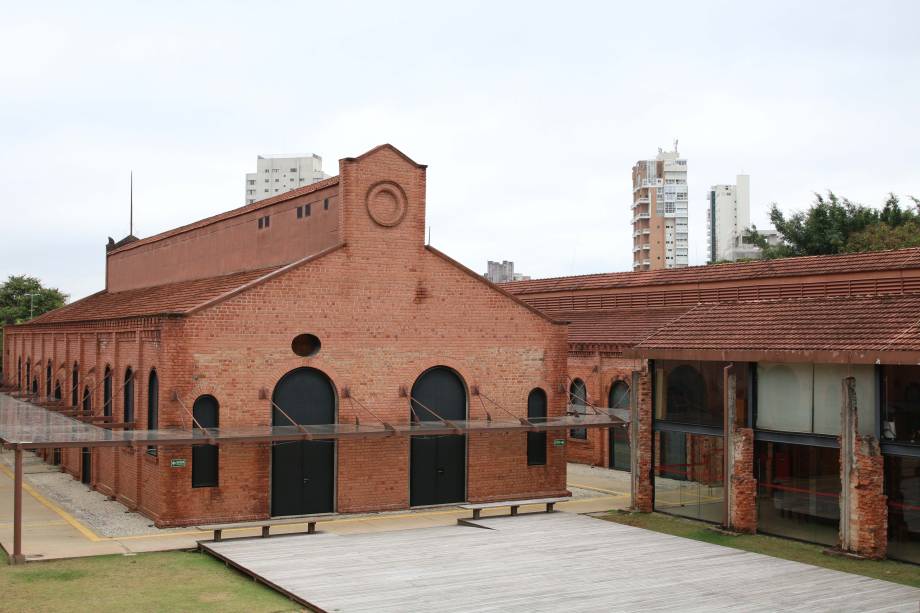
xmin=839 ymin=376 xmax=887 ymax=558
xmin=630 ymin=367 xmax=653 ymax=512
xmin=729 ymin=428 xmax=757 ymax=533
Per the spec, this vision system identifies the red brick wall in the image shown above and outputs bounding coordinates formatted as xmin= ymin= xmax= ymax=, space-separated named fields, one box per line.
xmin=846 ymin=435 xmax=887 ymax=558
xmin=632 ymin=367 xmax=654 ymax=512
xmin=106 ymin=184 xmax=340 ymax=292
xmin=730 ymin=428 xmax=756 ymax=533
xmin=565 ymin=353 xmax=640 ymax=467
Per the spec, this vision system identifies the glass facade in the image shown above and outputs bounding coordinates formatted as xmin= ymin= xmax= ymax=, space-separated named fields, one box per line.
xmin=755 ymin=441 xmax=840 ymax=546
xmin=881 ymin=365 xmax=920 ymax=444
xmin=756 ymin=363 xmax=876 ymax=436
xmin=885 ymin=455 xmax=920 ymax=564
xmin=654 ymin=431 xmax=724 ymax=523
xmin=654 ymin=360 xmax=749 ymax=427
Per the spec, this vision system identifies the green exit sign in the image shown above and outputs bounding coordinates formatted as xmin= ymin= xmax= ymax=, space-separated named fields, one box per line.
xmin=170 ymin=458 xmax=187 ymax=468
xmin=553 ymin=439 xmax=566 ymax=447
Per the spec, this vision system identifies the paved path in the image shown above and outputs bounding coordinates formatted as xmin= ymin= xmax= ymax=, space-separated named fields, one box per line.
xmin=203 ymin=512 xmax=920 ymax=613
xmin=0 ymin=451 xmax=627 ymax=560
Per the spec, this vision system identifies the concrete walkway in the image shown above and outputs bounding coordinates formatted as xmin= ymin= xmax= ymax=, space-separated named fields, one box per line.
xmin=0 ymin=453 xmax=629 ymax=561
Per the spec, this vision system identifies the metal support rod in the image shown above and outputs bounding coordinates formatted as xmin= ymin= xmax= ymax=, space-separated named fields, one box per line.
xmin=408 ymin=395 xmax=463 ymax=433
xmin=269 ymin=399 xmax=312 ymax=440
xmin=476 ymin=390 xmax=533 ymax=426
xmin=13 ymin=447 xmax=24 ymax=564
xmin=346 ymin=395 xmax=395 ymax=431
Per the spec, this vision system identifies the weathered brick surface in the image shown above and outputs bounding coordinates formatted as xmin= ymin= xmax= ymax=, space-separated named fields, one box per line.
xmin=632 ymin=367 xmax=653 ymax=512
xmin=730 ymin=428 xmax=757 ymax=533
xmin=846 ymin=435 xmax=887 ymax=558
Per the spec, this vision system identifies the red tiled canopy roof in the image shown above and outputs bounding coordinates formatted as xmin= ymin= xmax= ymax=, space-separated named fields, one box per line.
xmin=630 ymin=294 xmax=920 ymax=364
xmin=502 ymin=248 xmax=920 ymax=295
xmin=20 ymin=266 xmax=283 ymax=326
xmin=562 ymin=307 xmax=693 ymax=348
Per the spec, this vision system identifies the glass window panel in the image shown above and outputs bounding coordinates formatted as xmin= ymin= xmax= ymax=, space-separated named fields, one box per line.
xmin=655 ymin=361 xmax=729 ymax=427
xmin=813 ymin=364 xmax=876 ymax=436
xmin=885 ymin=454 xmax=920 ymax=564
xmin=755 ymin=441 xmax=840 ymax=546
xmin=654 ymin=431 xmax=724 ymax=523
xmin=882 ymin=365 xmax=920 ymax=444
xmin=756 ymin=363 xmax=813 ymax=432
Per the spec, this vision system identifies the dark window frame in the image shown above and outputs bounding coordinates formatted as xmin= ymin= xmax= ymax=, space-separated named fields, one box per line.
xmin=192 ymin=395 xmax=220 ymax=488
xmin=526 ymin=388 xmax=548 ymax=466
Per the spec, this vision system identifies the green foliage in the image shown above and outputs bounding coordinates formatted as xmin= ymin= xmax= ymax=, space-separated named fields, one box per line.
xmin=744 ymin=192 xmax=920 ymax=259
xmin=0 ymin=275 xmax=67 ymax=326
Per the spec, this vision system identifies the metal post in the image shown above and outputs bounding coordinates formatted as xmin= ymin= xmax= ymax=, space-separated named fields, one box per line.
xmin=13 ymin=447 xmax=24 ymax=564
xmin=840 ymin=376 xmax=857 ymax=552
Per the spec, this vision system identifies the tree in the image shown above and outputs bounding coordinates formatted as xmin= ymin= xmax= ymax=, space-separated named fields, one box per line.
xmin=745 ymin=192 xmax=920 ymax=259
xmin=0 ymin=275 xmax=67 ymax=326
xmin=0 ymin=276 xmax=68 ymax=365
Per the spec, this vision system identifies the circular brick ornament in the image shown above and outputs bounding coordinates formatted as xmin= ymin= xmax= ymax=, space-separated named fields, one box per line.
xmin=366 ymin=181 xmax=408 ymax=227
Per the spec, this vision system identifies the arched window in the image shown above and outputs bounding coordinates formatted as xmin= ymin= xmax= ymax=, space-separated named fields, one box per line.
xmin=609 ymin=381 xmax=630 ymax=410
xmin=25 ymin=359 xmax=31 ymax=393
xmin=123 ymin=367 xmax=135 ymax=424
xmin=103 ymin=366 xmax=112 ymax=417
xmin=17 ymin=357 xmax=21 ymax=390
xmin=71 ymin=363 xmax=79 ymax=407
xmin=54 ymin=380 xmax=62 ymax=400
xmin=31 ymin=377 xmax=38 ymax=395
xmin=609 ymin=380 xmax=631 ymax=472
xmin=82 ymin=386 xmax=92 ymax=412
xmin=46 ymin=360 xmax=52 ymax=398
xmin=666 ymin=364 xmax=707 ymax=423
xmin=527 ymin=388 xmax=548 ymax=466
xmin=569 ymin=379 xmax=588 ymax=440
xmin=192 ymin=395 xmax=219 ymax=488
xmin=147 ymin=370 xmax=159 ymax=455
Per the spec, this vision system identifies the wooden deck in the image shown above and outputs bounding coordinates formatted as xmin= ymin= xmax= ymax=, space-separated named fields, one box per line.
xmin=201 ymin=513 xmax=919 ymax=612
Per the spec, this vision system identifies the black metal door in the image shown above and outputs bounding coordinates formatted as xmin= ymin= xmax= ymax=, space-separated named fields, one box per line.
xmin=410 ymin=367 xmax=466 ymax=506
xmin=81 ymin=448 xmax=91 ymax=484
xmin=271 ymin=368 xmax=336 ymax=516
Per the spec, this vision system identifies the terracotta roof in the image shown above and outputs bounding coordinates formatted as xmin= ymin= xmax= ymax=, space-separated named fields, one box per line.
xmin=501 ymin=248 xmax=920 ymax=295
xmin=108 ymin=176 xmax=340 ymax=255
xmin=18 ymin=266 xmax=283 ymax=326
xmin=562 ymin=307 xmax=693 ymax=347
xmin=631 ymin=293 xmax=920 ymax=362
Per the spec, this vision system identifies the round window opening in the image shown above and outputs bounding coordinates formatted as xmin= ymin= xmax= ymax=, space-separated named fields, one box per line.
xmin=291 ymin=334 xmax=322 ymax=357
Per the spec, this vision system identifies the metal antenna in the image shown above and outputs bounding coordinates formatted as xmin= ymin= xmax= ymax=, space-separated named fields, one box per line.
xmin=130 ymin=171 xmax=134 ymax=236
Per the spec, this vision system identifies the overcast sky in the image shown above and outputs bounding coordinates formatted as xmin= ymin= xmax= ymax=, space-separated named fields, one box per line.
xmin=2 ymin=1 xmax=918 ymax=301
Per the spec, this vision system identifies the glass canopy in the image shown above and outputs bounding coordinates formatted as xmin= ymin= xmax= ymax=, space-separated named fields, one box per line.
xmin=0 ymin=393 xmax=627 ymax=449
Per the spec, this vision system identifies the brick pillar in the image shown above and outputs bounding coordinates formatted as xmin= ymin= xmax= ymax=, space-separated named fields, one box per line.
xmin=729 ymin=428 xmax=757 ymax=533
xmin=630 ymin=367 xmax=653 ymax=512
xmin=839 ymin=376 xmax=887 ymax=558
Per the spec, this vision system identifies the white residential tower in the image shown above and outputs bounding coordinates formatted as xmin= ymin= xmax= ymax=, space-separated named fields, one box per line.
xmin=245 ymin=154 xmax=328 ymax=204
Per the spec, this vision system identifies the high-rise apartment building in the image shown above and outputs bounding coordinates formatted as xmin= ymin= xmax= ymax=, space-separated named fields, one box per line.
xmin=631 ymin=145 xmax=688 ymax=271
xmin=484 ymin=260 xmax=530 ymax=283
xmin=706 ymin=174 xmax=751 ymax=263
xmin=245 ymin=154 xmax=328 ymax=204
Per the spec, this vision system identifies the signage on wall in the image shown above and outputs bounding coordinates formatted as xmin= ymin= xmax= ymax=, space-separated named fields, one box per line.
xmin=553 ymin=439 xmax=566 ymax=447
xmin=170 ymin=458 xmax=187 ymax=468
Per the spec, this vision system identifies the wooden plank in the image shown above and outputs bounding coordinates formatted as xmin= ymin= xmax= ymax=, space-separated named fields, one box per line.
xmin=201 ymin=513 xmax=920 ymax=612
xmin=459 ymin=497 xmax=568 ymax=510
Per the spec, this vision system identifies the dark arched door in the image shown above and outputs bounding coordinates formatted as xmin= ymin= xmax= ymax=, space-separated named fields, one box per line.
xmin=271 ymin=368 xmax=336 ymax=516
xmin=410 ymin=367 xmax=467 ymax=506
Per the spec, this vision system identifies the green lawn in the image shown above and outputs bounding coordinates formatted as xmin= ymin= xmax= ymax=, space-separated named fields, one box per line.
xmin=0 ymin=548 xmax=301 ymax=612
xmin=600 ymin=511 xmax=920 ymax=589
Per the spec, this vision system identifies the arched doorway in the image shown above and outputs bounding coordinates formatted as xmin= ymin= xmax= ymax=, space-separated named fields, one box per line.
xmin=71 ymin=363 xmax=79 ymax=407
xmin=608 ymin=380 xmax=631 ymax=471
xmin=271 ymin=367 xmax=336 ymax=516
xmin=409 ymin=366 xmax=467 ymax=506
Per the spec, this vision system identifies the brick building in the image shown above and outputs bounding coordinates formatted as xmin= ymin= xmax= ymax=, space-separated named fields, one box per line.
xmin=504 ymin=249 xmax=920 ymax=564
xmin=2 ymin=144 xmax=580 ymax=527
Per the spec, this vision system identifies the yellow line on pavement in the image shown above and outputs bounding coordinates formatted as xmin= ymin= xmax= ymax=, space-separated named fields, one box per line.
xmin=0 ymin=463 xmax=102 ymax=542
